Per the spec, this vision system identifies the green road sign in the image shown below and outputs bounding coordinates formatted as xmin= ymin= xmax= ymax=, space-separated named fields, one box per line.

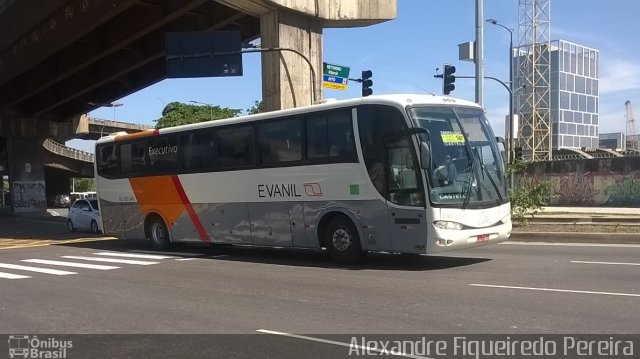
xmin=323 ymin=62 xmax=350 ymax=79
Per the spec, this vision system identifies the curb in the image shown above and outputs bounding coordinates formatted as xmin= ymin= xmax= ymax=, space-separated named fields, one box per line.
xmin=510 ymin=232 xmax=640 ymax=244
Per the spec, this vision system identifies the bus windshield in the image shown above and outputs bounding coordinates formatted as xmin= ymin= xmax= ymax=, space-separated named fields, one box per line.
xmin=408 ymin=106 xmax=507 ymax=208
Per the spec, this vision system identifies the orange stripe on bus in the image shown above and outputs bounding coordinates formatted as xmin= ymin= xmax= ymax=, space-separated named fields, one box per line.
xmin=129 ymin=176 xmax=185 ymax=227
xmin=129 ymin=176 xmax=210 ymax=243
xmin=115 ymin=129 xmax=159 ymax=141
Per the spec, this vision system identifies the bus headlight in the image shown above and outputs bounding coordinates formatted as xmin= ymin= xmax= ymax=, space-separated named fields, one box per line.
xmin=434 ymin=221 xmax=463 ymax=230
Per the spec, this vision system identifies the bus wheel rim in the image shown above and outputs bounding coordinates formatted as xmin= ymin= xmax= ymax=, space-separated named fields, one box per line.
xmin=152 ymin=223 xmax=165 ymax=243
xmin=332 ymin=228 xmax=351 ymax=252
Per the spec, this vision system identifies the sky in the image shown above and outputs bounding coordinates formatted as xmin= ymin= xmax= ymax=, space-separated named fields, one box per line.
xmin=68 ymin=0 xmax=640 ymax=153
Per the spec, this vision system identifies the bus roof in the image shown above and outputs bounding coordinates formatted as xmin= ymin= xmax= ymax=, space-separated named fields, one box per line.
xmin=96 ymin=94 xmax=482 ymax=144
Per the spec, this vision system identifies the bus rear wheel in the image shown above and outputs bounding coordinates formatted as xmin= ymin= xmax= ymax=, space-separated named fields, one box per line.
xmin=325 ymin=216 xmax=364 ymax=263
xmin=147 ymin=216 xmax=170 ymax=250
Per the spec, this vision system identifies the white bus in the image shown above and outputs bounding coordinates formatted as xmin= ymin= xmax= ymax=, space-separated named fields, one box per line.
xmin=95 ymin=94 xmax=511 ymax=262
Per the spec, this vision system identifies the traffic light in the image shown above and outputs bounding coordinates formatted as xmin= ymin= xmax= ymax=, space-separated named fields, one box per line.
xmin=442 ymin=64 xmax=456 ymax=95
xmin=361 ymin=70 xmax=373 ymax=97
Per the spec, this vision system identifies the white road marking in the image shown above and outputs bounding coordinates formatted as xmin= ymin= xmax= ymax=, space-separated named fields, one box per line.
xmin=502 ymin=242 xmax=640 ymax=248
xmin=0 ymin=271 xmax=31 ymax=279
xmin=571 ymin=260 xmax=640 ymax=266
xmin=0 ymin=263 xmax=76 ymax=275
xmin=256 ymin=329 xmax=433 ymax=359
xmin=61 ymin=256 xmax=158 ymax=265
xmin=22 ymin=259 xmax=120 ymax=270
xmin=174 ymin=258 xmax=200 ymax=261
xmin=470 ymin=283 xmax=640 ymax=298
xmin=93 ymin=252 xmax=174 ymax=260
xmin=119 ymin=250 xmax=203 ymax=257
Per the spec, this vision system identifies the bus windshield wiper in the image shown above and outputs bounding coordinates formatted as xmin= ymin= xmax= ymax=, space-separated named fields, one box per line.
xmin=462 ymin=158 xmax=476 ymax=209
xmin=479 ymin=161 xmax=504 ymax=204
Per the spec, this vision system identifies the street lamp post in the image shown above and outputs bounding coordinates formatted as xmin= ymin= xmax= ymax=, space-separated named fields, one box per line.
xmin=486 ymin=18 xmax=514 ymax=165
xmin=190 ymin=100 xmax=213 ymax=120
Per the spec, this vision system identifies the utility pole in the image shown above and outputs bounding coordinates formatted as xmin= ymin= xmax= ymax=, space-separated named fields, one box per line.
xmin=475 ymin=0 xmax=484 ymax=106
xmin=486 ymin=18 xmax=515 ymax=164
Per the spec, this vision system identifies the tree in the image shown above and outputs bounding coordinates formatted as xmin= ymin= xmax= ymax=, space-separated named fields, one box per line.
xmin=72 ymin=178 xmax=96 ymax=192
xmin=246 ymin=100 xmax=264 ymax=115
xmin=154 ymin=102 xmax=242 ymax=129
xmin=507 ymin=159 xmax=555 ymax=224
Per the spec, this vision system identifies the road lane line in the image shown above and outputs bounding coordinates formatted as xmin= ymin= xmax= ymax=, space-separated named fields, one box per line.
xmin=121 ymin=250 xmax=203 ymax=257
xmin=0 ymin=263 xmax=76 ymax=275
xmin=22 ymin=259 xmax=120 ymax=270
xmin=470 ymin=284 xmax=640 ymax=298
xmin=571 ymin=260 xmax=640 ymax=266
xmin=93 ymin=252 xmax=175 ymax=260
xmin=0 ymin=237 xmax=117 ymax=250
xmin=256 ymin=329 xmax=433 ymax=359
xmin=0 ymin=271 xmax=31 ymax=279
xmin=61 ymin=256 xmax=158 ymax=265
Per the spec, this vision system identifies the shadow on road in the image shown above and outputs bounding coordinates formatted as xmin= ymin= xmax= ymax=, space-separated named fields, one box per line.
xmin=59 ymin=239 xmax=491 ymax=271
xmin=0 ymin=215 xmax=105 ymax=241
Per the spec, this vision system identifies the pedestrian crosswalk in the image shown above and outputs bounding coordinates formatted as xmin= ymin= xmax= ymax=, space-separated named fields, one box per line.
xmin=0 ymin=251 xmax=202 ymax=280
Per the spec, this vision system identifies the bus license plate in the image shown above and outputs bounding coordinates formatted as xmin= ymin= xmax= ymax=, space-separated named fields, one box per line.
xmin=477 ymin=235 xmax=489 ymax=242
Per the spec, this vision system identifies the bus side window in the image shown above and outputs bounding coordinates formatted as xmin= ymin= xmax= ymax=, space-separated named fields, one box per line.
xmin=148 ymin=135 xmax=179 ymax=173
xmin=97 ymin=144 xmax=119 ymax=177
xmin=258 ymin=118 xmax=301 ymax=164
xmin=181 ymin=131 xmax=214 ymax=171
xmin=216 ymin=126 xmax=254 ymax=168
xmin=306 ymin=110 xmax=355 ymax=162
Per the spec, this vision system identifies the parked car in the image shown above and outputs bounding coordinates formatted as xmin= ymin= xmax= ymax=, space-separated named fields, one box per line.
xmin=67 ymin=199 xmax=102 ymax=233
xmin=54 ymin=194 xmax=70 ymax=208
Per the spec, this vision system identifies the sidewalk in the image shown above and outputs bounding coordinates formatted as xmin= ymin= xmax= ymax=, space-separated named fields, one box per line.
xmin=511 ymin=206 xmax=640 ymax=243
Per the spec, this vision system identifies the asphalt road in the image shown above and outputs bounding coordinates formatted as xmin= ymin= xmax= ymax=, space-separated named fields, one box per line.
xmin=0 ymin=224 xmax=639 ymax=357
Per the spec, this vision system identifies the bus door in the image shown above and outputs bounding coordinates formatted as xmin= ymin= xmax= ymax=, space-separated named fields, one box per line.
xmin=384 ymin=138 xmax=427 ymax=253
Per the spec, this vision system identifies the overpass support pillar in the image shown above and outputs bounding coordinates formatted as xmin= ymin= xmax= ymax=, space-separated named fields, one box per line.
xmin=8 ymin=138 xmax=47 ymax=215
xmin=260 ymin=9 xmax=322 ymax=111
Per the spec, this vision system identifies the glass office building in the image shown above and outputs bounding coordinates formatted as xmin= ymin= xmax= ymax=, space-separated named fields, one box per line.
xmin=550 ymin=40 xmax=600 ymax=149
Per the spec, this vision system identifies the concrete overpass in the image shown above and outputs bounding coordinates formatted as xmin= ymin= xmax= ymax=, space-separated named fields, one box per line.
xmin=74 ymin=115 xmax=154 ymax=140
xmin=0 ymin=0 xmax=396 ymax=215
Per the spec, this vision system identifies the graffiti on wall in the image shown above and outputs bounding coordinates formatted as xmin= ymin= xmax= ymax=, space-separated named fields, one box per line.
xmin=12 ymin=180 xmax=46 ymax=213
xmin=528 ymin=170 xmax=640 ymax=207
xmin=605 ymin=175 xmax=640 ymax=206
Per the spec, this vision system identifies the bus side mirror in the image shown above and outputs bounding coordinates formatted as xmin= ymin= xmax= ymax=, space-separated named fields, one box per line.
xmin=419 ymin=142 xmax=431 ymax=169
xmin=495 ymin=136 xmax=505 ymax=144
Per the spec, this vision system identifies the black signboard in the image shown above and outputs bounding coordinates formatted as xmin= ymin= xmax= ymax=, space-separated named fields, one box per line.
xmin=165 ymin=30 xmax=243 ymax=78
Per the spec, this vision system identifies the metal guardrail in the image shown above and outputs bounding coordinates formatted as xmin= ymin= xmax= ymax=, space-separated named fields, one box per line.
xmin=550 ymin=151 xmax=640 ymax=161
xmin=88 ymin=117 xmax=154 ymax=131
xmin=43 ymin=139 xmax=94 ymax=163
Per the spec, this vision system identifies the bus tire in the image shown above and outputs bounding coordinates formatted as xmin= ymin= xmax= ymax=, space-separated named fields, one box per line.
xmin=325 ymin=216 xmax=364 ymax=263
xmin=147 ymin=216 xmax=170 ymax=250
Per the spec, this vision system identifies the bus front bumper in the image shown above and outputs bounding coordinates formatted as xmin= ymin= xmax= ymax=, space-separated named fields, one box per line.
xmin=427 ymin=221 xmax=512 ymax=253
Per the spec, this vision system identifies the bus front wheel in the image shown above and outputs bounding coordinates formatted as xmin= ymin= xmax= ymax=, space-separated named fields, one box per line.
xmin=147 ymin=216 xmax=170 ymax=250
xmin=325 ymin=216 xmax=364 ymax=263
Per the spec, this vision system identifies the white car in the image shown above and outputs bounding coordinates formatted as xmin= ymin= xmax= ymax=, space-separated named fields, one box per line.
xmin=67 ymin=199 xmax=102 ymax=234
